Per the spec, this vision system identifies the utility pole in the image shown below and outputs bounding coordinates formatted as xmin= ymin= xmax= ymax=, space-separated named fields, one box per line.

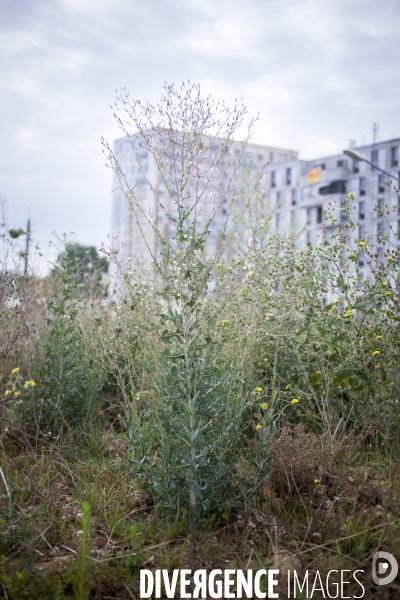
xmin=23 ymin=218 xmax=31 ymax=275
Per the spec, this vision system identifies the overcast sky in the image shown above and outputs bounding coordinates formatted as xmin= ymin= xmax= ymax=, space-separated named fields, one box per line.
xmin=1 ymin=0 xmax=399 ymax=268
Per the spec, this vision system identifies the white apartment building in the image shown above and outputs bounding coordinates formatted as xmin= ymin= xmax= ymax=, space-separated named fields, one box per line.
xmin=111 ymin=132 xmax=399 ymax=282
xmin=111 ymin=132 xmax=298 ymax=273
xmin=269 ymin=137 xmax=400 ymax=280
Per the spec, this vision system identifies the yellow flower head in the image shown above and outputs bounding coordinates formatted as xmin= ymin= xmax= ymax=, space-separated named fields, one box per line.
xmin=261 ymin=402 xmax=268 ymax=410
xmin=373 ymin=351 xmax=380 ymax=356
xmin=256 ymin=424 xmax=262 ymax=430
xmin=285 ymin=384 xmax=291 ymax=390
xmin=256 ymin=387 xmax=263 ymax=393
xmin=383 ymin=281 xmax=388 ymax=286
xmin=376 ymin=335 xmax=382 ymax=340
xmin=235 ymin=259 xmax=241 ymax=265
xmin=348 ymin=193 xmax=355 ymax=199
xmin=314 ymin=478 xmax=319 ymax=484
xmin=316 ymin=370 xmax=322 ymax=374
xmin=291 ymin=398 xmax=299 ymax=404
xmin=11 ymin=368 xmax=20 ymax=374
xmin=264 ymin=358 xmax=268 ymax=362
xmin=385 ymin=292 xmax=392 ymax=296
xmin=4 ymin=390 xmax=11 ymax=396
xmin=24 ymin=380 xmax=36 ymax=388
xmin=359 ymin=241 xmax=365 ymax=246
xmin=14 ymin=391 xmax=21 ymax=398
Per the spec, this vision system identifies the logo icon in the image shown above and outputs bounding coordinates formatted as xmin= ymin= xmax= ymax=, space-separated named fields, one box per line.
xmin=372 ymin=551 xmax=398 ymax=586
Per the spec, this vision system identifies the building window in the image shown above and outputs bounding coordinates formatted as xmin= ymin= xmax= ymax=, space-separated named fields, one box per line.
xmin=291 ymin=209 xmax=296 ymax=226
xmin=377 ymin=221 xmax=384 ymax=235
xmin=307 ymin=208 xmax=312 ymax=226
xmin=378 ymin=174 xmax=386 ymax=193
xmin=391 ymin=146 xmax=399 ymax=167
xmin=358 ymin=224 xmax=365 ymax=239
xmin=352 ymin=160 xmax=359 ymax=174
xmin=359 ymin=177 xmax=366 ymax=196
xmin=371 ymin=149 xmax=378 ymax=167
xmin=319 ymin=180 xmax=347 ymax=195
xmin=276 ymin=212 xmax=281 ymax=227
xmin=276 ymin=191 xmax=281 ymax=204
xmin=377 ymin=198 xmax=384 ymax=216
xmin=269 ymin=151 xmax=274 ymax=162
xmin=307 ymin=231 xmax=312 ymax=245
xmin=286 ymin=167 xmax=291 ymax=185
xmin=271 ymin=171 xmax=276 ymax=187
xmin=359 ymin=200 xmax=365 ymax=220
xmin=337 ymin=159 xmax=344 ymax=167
xmin=316 ymin=205 xmax=323 ymax=224
xmin=291 ymin=189 xmax=297 ymax=205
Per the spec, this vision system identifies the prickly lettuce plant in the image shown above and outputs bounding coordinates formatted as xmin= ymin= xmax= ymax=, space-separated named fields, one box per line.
xmin=102 ymin=83 xmax=269 ymax=526
xmin=31 ymin=239 xmax=103 ymax=432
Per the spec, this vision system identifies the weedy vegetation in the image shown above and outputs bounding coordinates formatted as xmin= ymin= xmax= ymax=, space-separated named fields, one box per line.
xmin=0 ymin=85 xmax=400 ymax=598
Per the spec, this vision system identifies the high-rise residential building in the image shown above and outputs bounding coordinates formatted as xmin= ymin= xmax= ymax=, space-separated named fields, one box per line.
xmin=111 ymin=132 xmax=399 ymax=283
xmin=111 ymin=132 xmax=298 ymax=275
xmin=268 ymin=137 xmax=400 ymax=281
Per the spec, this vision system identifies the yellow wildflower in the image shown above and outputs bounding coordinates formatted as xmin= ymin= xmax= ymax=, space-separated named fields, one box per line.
xmin=359 ymin=241 xmax=365 ymax=246
xmin=291 ymin=398 xmax=299 ymax=404
xmin=314 ymin=478 xmax=319 ymax=484
xmin=4 ymin=390 xmax=11 ymax=396
xmin=256 ymin=387 xmax=263 ymax=393
xmin=14 ymin=391 xmax=21 ymax=398
xmin=376 ymin=335 xmax=382 ymax=340
xmin=247 ymin=271 xmax=253 ymax=277
xmin=373 ymin=351 xmax=380 ymax=355
xmin=235 ymin=259 xmax=241 ymax=265
xmin=24 ymin=380 xmax=36 ymax=388
xmin=344 ymin=311 xmax=352 ymax=317
xmin=264 ymin=358 xmax=268 ymax=362
xmin=316 ymin=371 xmax=322 ymax=374
xmin=383 ymin=281 xmax=388 ymax=286
xmin=256 ymin=424 xmax=262 ymax=430
xmin=261 ymin=402 xmax=268 ymax=410
xmin=385 ymin=292 xmax=392 ymax=296
xmin=348 ymin=193 xmax=355 ymax=199
xmin=11 ymin=368 xmax=20 ymax=374
xmin=285 ymin=384 xmax=291 ymax=390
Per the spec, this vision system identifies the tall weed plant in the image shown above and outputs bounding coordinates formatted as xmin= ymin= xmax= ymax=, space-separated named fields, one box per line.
xmin=31 ymin=240 xmax=103 ymax=432
xmin=102 ymin=83 xmax=270 ymax=525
